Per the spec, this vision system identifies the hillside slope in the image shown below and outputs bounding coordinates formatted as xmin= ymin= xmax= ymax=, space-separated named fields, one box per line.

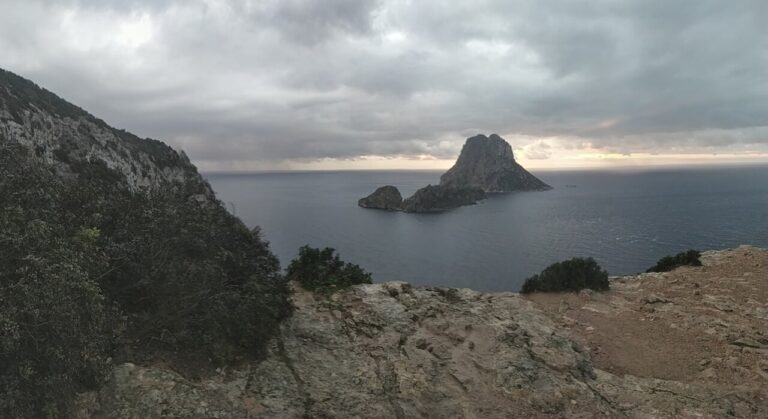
xmin=0 ymin=68 xmax=290 ymax=418
xmin=0 ymin=68 xmax=205 ymax=192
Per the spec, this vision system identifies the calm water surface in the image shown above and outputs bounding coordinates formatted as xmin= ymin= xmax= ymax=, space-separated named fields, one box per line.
xmin=206 ymin=166 xmax=768 ymax=292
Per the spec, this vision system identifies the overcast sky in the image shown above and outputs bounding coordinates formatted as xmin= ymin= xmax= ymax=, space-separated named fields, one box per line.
xmin=2 ymin=0 xmax=767 ymax=170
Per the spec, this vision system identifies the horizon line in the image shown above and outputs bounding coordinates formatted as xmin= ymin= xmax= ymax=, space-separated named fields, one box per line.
xmin=200 ymin=160 xmax=768 ymax=176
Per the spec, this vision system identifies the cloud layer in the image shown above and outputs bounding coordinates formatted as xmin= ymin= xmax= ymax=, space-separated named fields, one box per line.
xmin=2 ymin=0 xmax=767 ymax=169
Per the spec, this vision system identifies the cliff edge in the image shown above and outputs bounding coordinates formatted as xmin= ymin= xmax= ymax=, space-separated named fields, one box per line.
xmin=79 ymin=247 xmax=768 ymax=418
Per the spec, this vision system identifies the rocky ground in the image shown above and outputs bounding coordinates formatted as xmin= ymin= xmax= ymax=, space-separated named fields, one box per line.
xmin=527 ymin=245 xmax=768 ymax=417
xmin=78 ymin=247 xmax=767 ymax=418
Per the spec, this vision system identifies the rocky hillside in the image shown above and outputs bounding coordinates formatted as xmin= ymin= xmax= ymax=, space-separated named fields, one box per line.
xmin=78 ymin=247 xmax=768 ymax=418
xmin=441 ymin=134 xmax=551 ymax=192
xmin=0 ymin=68 xmax=206 ymax=192
xmin=0 ymin=68 xmax=290 ymax=418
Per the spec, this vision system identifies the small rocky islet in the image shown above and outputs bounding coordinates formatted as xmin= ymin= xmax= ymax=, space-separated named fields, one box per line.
xmin=358 ymin=133 xmax=551 ymax=213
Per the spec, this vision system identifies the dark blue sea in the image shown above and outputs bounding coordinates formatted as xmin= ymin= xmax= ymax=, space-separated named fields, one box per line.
xmin=206 ymin=166 xmax=768 ymax=292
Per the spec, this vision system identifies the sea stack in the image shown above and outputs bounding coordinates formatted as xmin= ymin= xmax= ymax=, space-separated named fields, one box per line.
xmin=440 ymin=134 xmax=551 ymax=192
xmin=358 ymin=133 xmax=550 ymax=213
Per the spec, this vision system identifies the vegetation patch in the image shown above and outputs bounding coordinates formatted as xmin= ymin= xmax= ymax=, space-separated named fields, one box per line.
xmin=646 ymin=250 xmax=702 ymax=273
xmin=521 ymin=257 xmax=609 ymax=294
xmin=286 ymin=246 xmax=372 ymax=294
xmin=0 ymin=144 xmax=291 ymax=417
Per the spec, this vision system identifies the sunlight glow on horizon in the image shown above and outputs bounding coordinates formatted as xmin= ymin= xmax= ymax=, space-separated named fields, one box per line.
xmin=196 ymin=151 xmax=768 ymax=173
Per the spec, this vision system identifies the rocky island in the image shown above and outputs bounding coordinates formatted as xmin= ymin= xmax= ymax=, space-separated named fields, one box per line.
xmin=358 ymin=185 xmax=403 ymax=210
xmin=441 ymin=134 xmax=551 ymax=192
xmin=359 ymin=133 xmax=551 ymax=213
xmin=401 ymin=184 xmax=486 ymax=213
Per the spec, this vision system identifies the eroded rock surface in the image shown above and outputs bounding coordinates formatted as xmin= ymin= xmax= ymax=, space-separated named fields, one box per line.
xmin=80 ymin=248 xmax=768 ymax=418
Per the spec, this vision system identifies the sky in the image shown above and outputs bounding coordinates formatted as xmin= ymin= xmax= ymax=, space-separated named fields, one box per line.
xmin=1 ymin=0 xmax=767 ymax=171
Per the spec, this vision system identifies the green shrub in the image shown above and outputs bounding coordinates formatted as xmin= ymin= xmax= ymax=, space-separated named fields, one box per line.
xmin=646 ymin=250 xmax=702 ymax=273
xmin=100 ymin=187 xmax=291 ymax=362
xmin=286 ymin=246 xmax=372 ymax=293
xmin=0 ymin=143 xmax=292 ymax=415
xmin=0 ymin=148 xmax=116 ymax=418
xmin=521 ymin=257 xmax=609 ymax=294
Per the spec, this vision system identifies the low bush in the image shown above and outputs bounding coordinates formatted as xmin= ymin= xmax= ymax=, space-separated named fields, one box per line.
xmin=646 ymin=250 xmax=702 ymax=273
xmin=286 ymin=246 xmax=372 ymax=293
xmin=521 ymin=257 xmax=609 ymax=294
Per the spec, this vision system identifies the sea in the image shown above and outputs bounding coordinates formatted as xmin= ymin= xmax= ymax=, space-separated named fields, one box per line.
xmin=206 ymin=165 xmax=768 ymax=292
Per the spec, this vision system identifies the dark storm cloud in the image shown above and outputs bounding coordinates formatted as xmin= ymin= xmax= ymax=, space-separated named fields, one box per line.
xmin=0 ymin=0 xmax=766 ymax=168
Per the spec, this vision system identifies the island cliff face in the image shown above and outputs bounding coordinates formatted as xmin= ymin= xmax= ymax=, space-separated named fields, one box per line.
xmin=358 ymin=133 xmax=549 ymax=213
xmin=440 ymin=134 xmax=551 ymax=192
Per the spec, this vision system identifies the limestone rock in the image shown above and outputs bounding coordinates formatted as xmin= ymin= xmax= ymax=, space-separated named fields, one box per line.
xmin=83 ymin=261 xmax=768 ymax=418
xmin=0 ymin=68 xmax=208 ymax=194
xmin=358 ymin=185 xmax=403 ymax=210
xmin=642 ymin=294 xmax=670 ymax=304
xmin=440 ymin=134 xmax=551 ymax=192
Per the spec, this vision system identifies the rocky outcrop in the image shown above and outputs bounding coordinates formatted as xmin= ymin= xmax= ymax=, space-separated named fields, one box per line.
xmin=402 ymin=184 xmax=485 ymax=213
xmin=358 ymin=185 xmax=403 ymax=210
xmin=78 ymin=247 xmax=768 ymax=418
xmin=358 ymin=133 xmax=549 ymax=213
xmin=357 ymin=184 xmax=486 ymax=213
xmin=83 ymin=282 xmax=611 ymax=417
xmin=0 ymin=68 xmax=208 ymax=193
xmin=440 ymin=134 xmax=551 ymax=192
